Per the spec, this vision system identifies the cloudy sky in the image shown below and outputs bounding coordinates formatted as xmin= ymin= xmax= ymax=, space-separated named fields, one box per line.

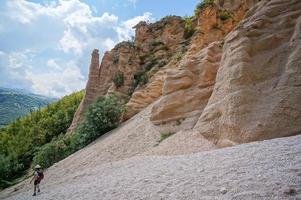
xmin=0 ymin=0 xmax=199 ymax=98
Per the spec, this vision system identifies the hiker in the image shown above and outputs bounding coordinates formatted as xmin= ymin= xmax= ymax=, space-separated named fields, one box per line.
xmin=30 ymin=164 xmax=44 ymax=196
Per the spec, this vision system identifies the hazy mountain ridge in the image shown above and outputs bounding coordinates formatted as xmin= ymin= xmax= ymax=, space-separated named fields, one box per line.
xmin=0 ymin=87 xmax=57 ymax=127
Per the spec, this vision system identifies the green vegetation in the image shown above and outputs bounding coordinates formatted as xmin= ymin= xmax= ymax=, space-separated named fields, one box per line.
xmin=219 ymin=9 xmax=232 ymax=21
xmin=0 ymin=91 xmax=84 ymax=189
xmin=175 ymin=51 xmax=184 ymax=62
xmin=150 ymin=40 xmax=164 ymax=47
xmin=158 ymin=132 xmax=175 ymax=143
xmin=0 ymin=87 xmax=57 ymax=128
xmin=184 ymin=16 xmax=195 ymax=39
xmin=32 ymin=94 xmax=125 ymax=169
xmin=194 ymin=0 xmax=215 ymax=16
xmin=74 ymin=94 xmax=125 ymax=147
xmin=133 ymin=71 xmax=149 ymax=88
xmin=113 ymin=72 xmax=125 ymax=88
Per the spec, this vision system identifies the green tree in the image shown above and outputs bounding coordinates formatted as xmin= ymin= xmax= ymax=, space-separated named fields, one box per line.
xmin=75 ymin=94 xmax=125 ymax=147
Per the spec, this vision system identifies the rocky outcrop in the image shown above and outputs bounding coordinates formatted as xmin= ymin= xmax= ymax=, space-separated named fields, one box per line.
xmin=68 ymin=49 xmax=100 ymax=132
xmin=150 ymin=42 xmax=222 ymax=129
xmin=215 ymin=0 xmax=259 ymax=12
xmin=124 ymin=70 xmax=165 ymax=120
xmin=70 ymin=0 xmax=301 ymax=150
xmin=125 ymin=2 xmax=253 ymax=120
xmin=68 ymin=16 xmax=187 ymax=133
xmin=68 ymin=43 xmax=140 ymax=133
xmin=194 ymin=0 xmax=301 ymax=147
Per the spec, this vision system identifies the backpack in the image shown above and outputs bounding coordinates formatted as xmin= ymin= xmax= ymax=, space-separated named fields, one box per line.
xmin=37 ymin=171 xmax=44 ymax=181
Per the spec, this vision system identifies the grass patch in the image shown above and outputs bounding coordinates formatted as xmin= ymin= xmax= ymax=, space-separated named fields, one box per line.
xmin=175 ymin=51 xmax=184 ymax=62
xmin=150 ymin=40 xmax=164 ymax=47
xmin=194 ymin=0 xmax=215 ymax=16
xmin=113 ymin=72 xmax=125 ymax=88
xmin=158 ymin=132 xmax=175 ymax=143
xmin=219 ymin=9 xmax=232 ymax=21
xmin=184 ymin=16 xmax=195 ymax=39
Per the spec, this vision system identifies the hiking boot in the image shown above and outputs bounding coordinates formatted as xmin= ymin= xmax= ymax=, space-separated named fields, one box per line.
xmin=33 ymin=193 xmax=36 ymax=196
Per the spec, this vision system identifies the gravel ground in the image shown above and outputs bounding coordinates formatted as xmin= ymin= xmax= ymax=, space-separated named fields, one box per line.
xmin=1 ymin=135 xmax=301 ymax=200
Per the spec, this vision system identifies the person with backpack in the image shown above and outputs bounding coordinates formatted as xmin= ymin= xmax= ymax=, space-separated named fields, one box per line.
xmin=30 ymin=164 xmax=44 ymax=196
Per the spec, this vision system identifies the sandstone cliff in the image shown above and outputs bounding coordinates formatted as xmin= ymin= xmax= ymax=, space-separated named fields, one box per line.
xmin=68 ymin=16 xmax=187 ymax=132
xmin=69 ymin=0 xmax=301 ymax=148
xmin=195 ymin=0 xmax=301 ymax=146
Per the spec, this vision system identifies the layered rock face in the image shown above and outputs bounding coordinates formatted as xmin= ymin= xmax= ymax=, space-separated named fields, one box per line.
xmin=148 ymin=1 xmax=258 ymax=128
xmin=69 ymin=16 xmax=186 ymax=132
xmin=70 ymin=0 xmax=301 ymax=149
xmin=68 ymin=43 xmax=140 ymax=133
xmin=195 ymin=0 xmax=301 ymax=146
xmin=125 ymin=2 xmax=256 ymax=121
xmin=150 ymin=42 xmax=222 ymax=129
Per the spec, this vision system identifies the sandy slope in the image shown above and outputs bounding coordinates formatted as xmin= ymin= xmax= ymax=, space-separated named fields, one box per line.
xmin=1 ymin=135 xmax=301 ymax=200
xmin=0 ymin=103 xmax=214 ymax=199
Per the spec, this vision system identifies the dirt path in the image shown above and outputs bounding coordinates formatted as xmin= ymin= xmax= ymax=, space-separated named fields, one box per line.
xmin=1 ymin=135 xmax=301 ymax=200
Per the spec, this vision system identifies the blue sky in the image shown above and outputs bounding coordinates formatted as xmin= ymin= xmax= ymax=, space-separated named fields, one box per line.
xmin=0 ymin=0 xmax=199 ymax=97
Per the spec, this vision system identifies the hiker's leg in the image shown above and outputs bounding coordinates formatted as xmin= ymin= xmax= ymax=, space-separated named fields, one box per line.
xmin=37 ymin=184 xmax=40 ymax=192
xmin=33 ymin=184 xmax=36 ymax=195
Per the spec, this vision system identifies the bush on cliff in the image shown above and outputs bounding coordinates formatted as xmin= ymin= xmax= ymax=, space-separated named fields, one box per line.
xmin=184 ymin=16 xmax=195 ymax=39
xmin=113 ymin=72 xmax=125 ymax=88
xmin=32 ymin=94 xmax=125 ymax=170
xmin=75 ymin=94 xmax=125 ymax=147
xmin=194 ymin=0 xmax=215 ymax=16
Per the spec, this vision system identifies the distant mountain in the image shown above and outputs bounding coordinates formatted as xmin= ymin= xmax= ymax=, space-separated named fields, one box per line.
xmin=0 ymin=87 xmax=57 ymax=127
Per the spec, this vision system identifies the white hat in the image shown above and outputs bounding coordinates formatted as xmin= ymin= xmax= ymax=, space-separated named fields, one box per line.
xmin=35 ymin=164 xmax=41 ymax=169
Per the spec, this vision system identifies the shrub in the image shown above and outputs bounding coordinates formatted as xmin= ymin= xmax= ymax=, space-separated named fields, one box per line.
xmin=175 ymin=51 xmax=183 ymax=62
xmin=145 ymin=60 xmax=158 ymax=71
xmin=219 ymin=9 xmax=232 ymax=21
xmin=150 ymin=40 xmax=164 ymax=47
xmin=0 ymin=154 xmax=24 ymax=189
xmin=113 ymin=72 xmax=125 ymax=88
xmin=32 ymin=139 xmax=67 ymax=169
xmin=158 ymin=132 xmax=175 ymax=143
xmin=133 ymin=71 xmax=148 ymax=88
xmin=75 ymin=95 xmax=125 ymax=147
xmin=194 ymin=0 xmax=215 ymax=16
xmin=184 ymin=16 xmax=195 ymax=39
xmin=32 ymin=94 xmax=125 ymax=171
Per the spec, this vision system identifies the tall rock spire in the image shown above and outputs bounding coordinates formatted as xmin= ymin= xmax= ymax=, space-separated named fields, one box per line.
xmin=67 ymin=49 xmax=100 ymax=133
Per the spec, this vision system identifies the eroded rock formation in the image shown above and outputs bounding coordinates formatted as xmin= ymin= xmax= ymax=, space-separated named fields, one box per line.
xmin=150 ymin=41 xmax=222 ymax=129
xmin=68 ymin=16 xmax=187 ymax=132
xmin=69 ymin=0 xmax=301 ymax=151
xmin=194 ymin=0 xmax=301 ymax=146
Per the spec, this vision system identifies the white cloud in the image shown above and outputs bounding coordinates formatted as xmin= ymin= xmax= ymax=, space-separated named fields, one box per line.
xmin=8 ymin=51 xmax=33 ymax=69
xmin=124 ymin=12 xmax=153 ymax=29
xmin=116 ymin=12 xmax=154 ymax=41
xmin=1 ymin=0 xmax=154 ymax=97
xmin=59 ymin=29 xmax=85 ymax=54
xmin=47 ymin=59 xmax=62 ymax=70
xmin=26 ymin=61 xmax=85 ymax=97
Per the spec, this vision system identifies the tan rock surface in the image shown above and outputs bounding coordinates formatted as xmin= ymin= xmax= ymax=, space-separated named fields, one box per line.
xmin=194 ymin=0 xmax=301 ymax=146
xmin=68 ymin=42 xmax=140 ymax=133
xmin=130 ymin=1 xmax=258 ymax=123
xmin=150 ymin=42 xmax=222 ymax=128
xmin=69 ymin=16 xmax=187 ymax=132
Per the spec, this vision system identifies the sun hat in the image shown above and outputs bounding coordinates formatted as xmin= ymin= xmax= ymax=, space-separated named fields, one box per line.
xmin=34 ymin=164 xmax=41 ymax=169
